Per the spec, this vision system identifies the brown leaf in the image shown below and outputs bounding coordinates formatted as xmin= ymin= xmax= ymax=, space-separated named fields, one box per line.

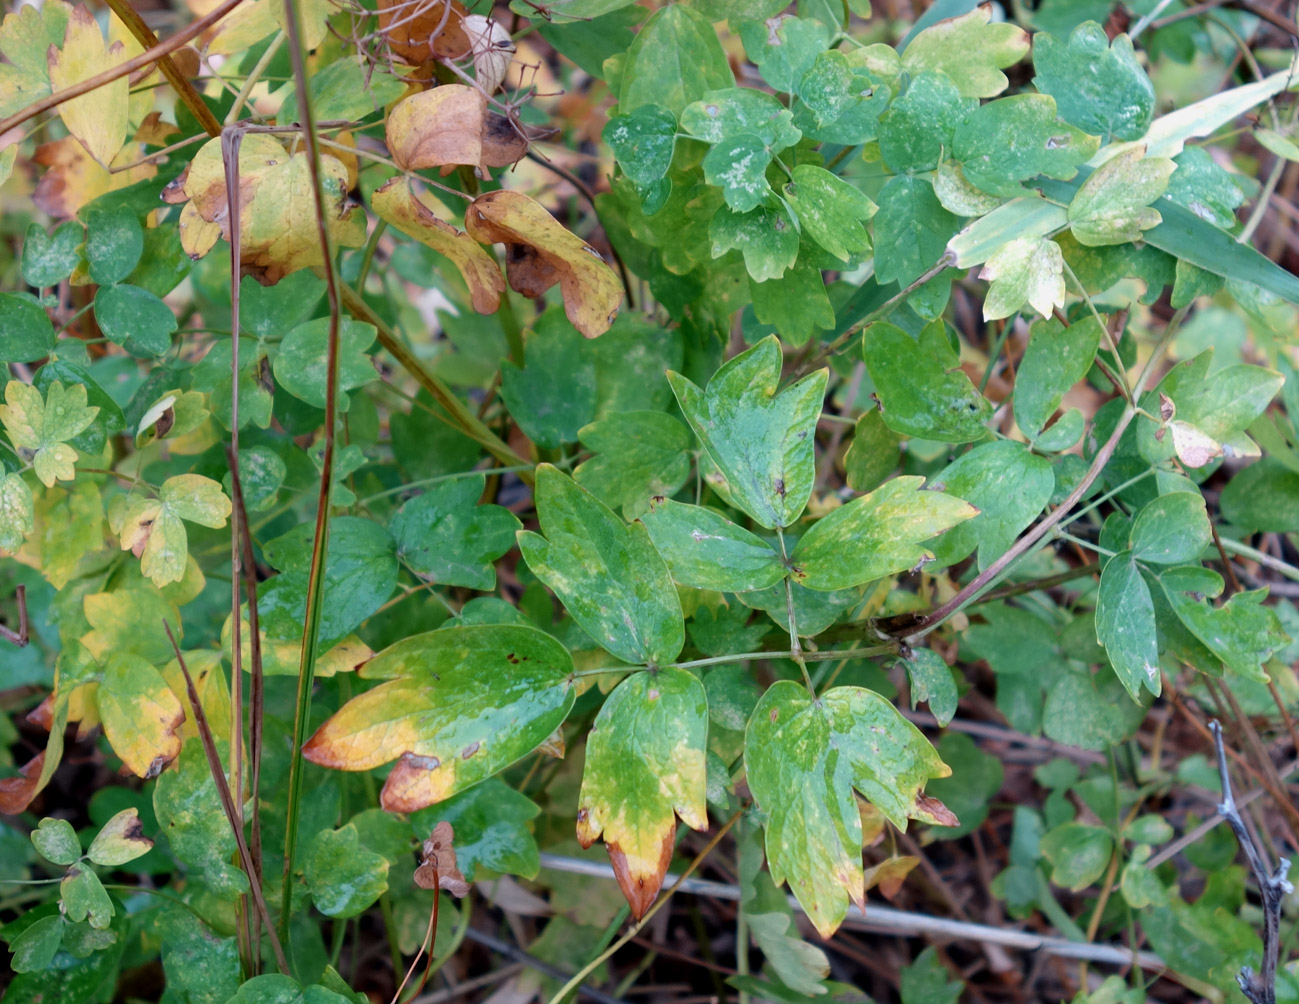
xmin=464 ymin=190 xmax=623 ymax=338
xmin=912 ymin=792 xmax=960 ymax=828
xmin=378 ymin=0 xmax=471 ymax=63
xmin=0 ymin=751 xmax=45 ymax=815
xmin=414 ymin=821 xmax=471 ymax=897
xmin=480 ymin=113 xmax=529 ymax=169
xmin=607 ymin=828 xmax=673 ymax=921
xmin=386 ymin=85 xmax=487 ymax=172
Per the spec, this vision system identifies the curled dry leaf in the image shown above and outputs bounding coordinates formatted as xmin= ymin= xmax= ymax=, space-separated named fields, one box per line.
xmin=0 ymin=751 xmax=45 ymax=815
xmin=370 ymin=176 xmax=504 ymax=314
xmin=378 ymin=0 xmax=471 ymax=63
xmin=386 ymin=85 xmax=487 ymax=172
xmin=414 ymin=821 xmax=471 ymax=897
xmin=463 ymin=15 xmax=514 ymax=95
xmin=464 ymin=190 xmax=622 ymax=338
xmin=862 ymin=855 xmax=920 ymax=901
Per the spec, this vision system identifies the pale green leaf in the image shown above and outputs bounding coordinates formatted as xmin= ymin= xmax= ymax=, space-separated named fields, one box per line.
xmin=0 ymin=472 xmax=34 ymax=556
xmin=1014 ymin=314 xmax=1102 ymax=440
xmin=619 ymin=4 xmax=733 ymax=116
xmin=1160 ymin=566 xmax=1288 ymax=680
xmin=32 ymin=817 xmax=80 ymax=865
xmin=744 ymin=682 xmax=952 ymax=937
xmin=573 ymin=411 xmax=692 ymax=519
xmin=902 ymin=5 xmax=1029 ymax=98
xmin=639 ymin=498 xmax=785 ymax=592
xmin=954 ymin=94 xmax=1100 ymax=198
xmin=791 ymin=476 xmax=978 ymax=590
xmin=1068 ymin=148 xmax=1176 ymax=246
xmin=577 ymin=668 xmax=708 ymax=917
xmin=709 ymin=203 xmax=799 ymax=281
xmin=979 ymin=237 xmax=1066 ymax=320
xmin=86 ymin=808 xmax=154 ymax=867
xmin=782 ymin=165 xmax=875 ymax=262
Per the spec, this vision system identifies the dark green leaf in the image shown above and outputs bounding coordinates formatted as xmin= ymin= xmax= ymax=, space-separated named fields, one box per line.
xmin=1031 ymin=22 xmax=1154 ymax=141
xmin=273 ymin=319 xmax=376 ymax=412
xmin=94 ymin=284 xmax=177 ymax=356
xmin=573 ymin=411 xmax=692 ymax=519
xmin=843 ymin=409 xmax=900 ymax=493
xmin=0 ymin=293 xmax=54 ymax=363
xmin=391 ymin=475 xmax=520 ymax=590
xmin=619 ymin=4 xmax=733 ymax=116
xmin=603 ymin=104 xmax=678 ymax=186
xmin=1014 ymin=315 xmax=1102 ymax=439
xmin=872 ymin=176 xmax=962 ymax=286
xmin=1039 ymin=822 xmax=1113 ymax=890
xmin=900 ymin=648 xmax=958 ymax=727
xmin=518 ymin=464 xmax=684 ymax=665
xmin=305 ymin=824 xmax=389 ymax=918
xmin=1160 ymin=565 xmax=1288 ymax=680
xmin=953 ymin=94 xmax=1100 ymax=198
xmin=878 ymin=71 xmax=973 ymax=174
xmin=1128 ymin=492 xmax=1210 ymax=564
xmin=84 ymin=206 xmax=143 ymax=285
xmin=501 ymin=318 xmax=597 ymax=449
xmin=1220 ymin=458 xmax=1299 ymax=532
xmin=862 ymin=320 xmax=992 ymax=442
xmin=21 ymin=222 xmax=81 ymax=287
xmin=1096 ymin=550 xmax=1160 ymax=701
xmin=8 ymin=915 xmax=62 ymax=973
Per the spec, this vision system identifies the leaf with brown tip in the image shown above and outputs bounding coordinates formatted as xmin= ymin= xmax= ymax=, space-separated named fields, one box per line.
xmin=97 ymin=651 xmax=184 ymax=779
xmin=371 ymin=176 xmax=503 ymax=314
xmin=464 ymin=189 xmax=622 ymax=338
xmin=414 ymin=820 xmax=471 ymax=897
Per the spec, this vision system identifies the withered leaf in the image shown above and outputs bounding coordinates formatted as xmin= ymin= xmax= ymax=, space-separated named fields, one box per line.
xmin=414 ymin=820 xmax=470 ymax=897
xmin=386 ymin=85 xmax=487 ymax=172
xmin=464 ymin=190 xmax=622 ymax=338
xmin=378 ymin=0 xmax=471 ymax=62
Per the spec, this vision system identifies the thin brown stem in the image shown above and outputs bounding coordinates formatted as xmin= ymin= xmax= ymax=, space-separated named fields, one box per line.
xmin=0 ymin=585 xmax=28 ymax=647
xmin=163 ymin=621 xmax=289 ymax=974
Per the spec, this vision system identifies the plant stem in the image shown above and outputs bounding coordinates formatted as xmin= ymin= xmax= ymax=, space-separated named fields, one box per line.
xmin=278 ymin=0 xmax=344 ymax=963
xmin=227 ymin=32 xmax=285 ymax=125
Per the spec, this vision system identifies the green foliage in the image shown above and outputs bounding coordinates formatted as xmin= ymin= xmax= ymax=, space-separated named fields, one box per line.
xmin=2 ymin=1 xmax=1298 ymax=1001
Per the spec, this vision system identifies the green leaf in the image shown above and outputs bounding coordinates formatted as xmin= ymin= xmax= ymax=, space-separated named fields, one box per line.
xmin=744 ymin=681 xmax=952 ymax=937
xmin=738 ymin=15 xmax=832 ymax=94
xmin=899 ymin=946 xmax=962 ymax=1004
xmin=225 ymin=974 xmax=352 ymax=1004
xmin=500 ymin=318 xmax=597 ymax=449
xmin=749 ymin=258 xmax=836 ymax=346
xmin=872 ymin=176 xmax=961 ymax=286
xmin=1096 ymin=551 xmax=1160 ymax=701
xmin=1039 ymin=822 xmax=1113 ymax=891
xmin=926 ymin=442 xmax=1054 ymax=571
xmin=681 ymin=87 xmax=800 ymax=148
xmin=411 ymin=778 xmax=541 ymax=881
xmin=1014 ymin=314 xmax=1102 ymax=440
xmin=305 ymin=824 xmax=390 ymax=918
xmin=82 ymin=586 xmax=182 ymax=665
xmin=8 ymin=915 xmax=63 ymax=974
xmin=954 ymin=94 xmax=1100 ymax=198
xmin=1164 ymin=146 xmax=1246 ymax=231
xmin=1067 ymin=148 xmax=1176 ymax=246
xmin=0 ymin=293 xmax=55 ymax=364
xmin=1032 ymin=22 xmax=1154 ymax=141
xmin=604 ymin=104 xmax=677 ymax=186
xmin=877 ymin=71 xmax=974 ymax=174
xmin=619 ymin=4 xmax=733 ymax=116
xmin=1159 ymin=566 xmax=1288 ymax=680
xmin=156 ymin=907 xmax=241 ymax=1004
xmin=1043 ymin=669 xmax=1147 ymax=752
xmin=1221 ymin=458 xmax=1299 ymax=532
xmin=573 ymin=411 xmax=692 ymax=519
xmin=0 ymin=472 xmax=34 ymax=556
xmin=791 ymin=476 xmax=978 ymax=589
xmin=93 ymin=284 xmax=177 ymax=356
xmin=86 ymin=808 xmax=153 ymax=866
xmin=34 ymin=357 xmax=126 ymax=453
xmin=900 ymin=648 xmax=958 ymax=727
xmin=862 ymin=320 xmax=992 ymax=442
xmin=902 ymin=5 xmax=1029 ymax=98
xmin=792 ymin=50 xmax=889 ymax=144
xmin=934 ymin=159 xmax=1006 ymax=217
xmin=260 ymin=516 xmax=398 ymax=650
xmin=60 ymin=866 xmax=113 ymax=930
xmin=0 ymin=380 xmax=98 ymax=487
xmin=303 ymin=624 xmax=576 ymax=812
xmin=640 ymin=498 xmax=786 ymax=592
xmin=118 ymin=475 xmax=230 ymax=587
xmin=273 ymin=318 xmax=376 ymax=411
xmin=844 ymin=410 xmax=900 ymax=494
xmin=1128 ymin=492 xmax=1209 ymax=564
xmin=782 ymin=165 xmax=875 ymax=262
xmin=577 ymin=668 xmax=708 ymax=917
xmin=738 ymin=578 xmax=862 ymax=637
xmin=710 ymin=203 xmax=799 ymax=281
xmin=390 ymin=475 xmax=520 ymax=590
xmin=702 ymin=134 xmax=775 ymax=212
xmin=979 ymin=237 xmax=1065 ymax=320
xmin=668 ymin=336 xmax=827 ymax=529
xmin=519 ymin=465 xmax=683 ymax=665
xmin=84 ymin=205 xmax=143 ymax=285
xmin=32 ymin=817 xmax=81 ymax=865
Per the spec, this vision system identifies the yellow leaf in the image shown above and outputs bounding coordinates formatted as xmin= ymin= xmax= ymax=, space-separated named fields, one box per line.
xmin=465 ymin=190 xmax=623 ymax=338
xmin=47 ymin=5 xmax=129 ymax=167
xmin=179 ymin=201 xmax=220 ymax=259
xmin=386 ymin=85 xmax=486 ymax=171
xmin=97 ymin=652 xmax=185 ymax=779
xmin=371 ymin=177 xmax=503 ymax=314
xmin=159 ymin=650 xmax=231 ymax=746
xmin=206 ymin=0 xmax=277 ymax=56
xmin=376 ymin=0 xmax=471 ymax=64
